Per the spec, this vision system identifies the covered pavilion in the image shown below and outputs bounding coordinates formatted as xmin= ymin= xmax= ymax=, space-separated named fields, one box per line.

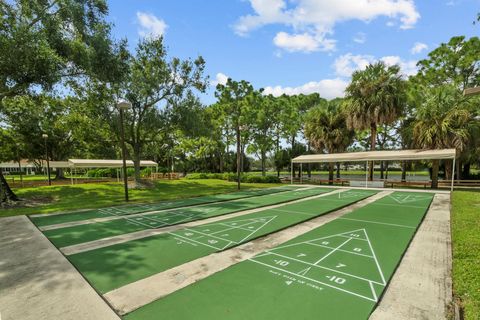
xmin=291 ymin=149 xmax=457 ymax=191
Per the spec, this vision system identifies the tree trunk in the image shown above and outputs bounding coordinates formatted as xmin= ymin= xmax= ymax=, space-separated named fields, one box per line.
xmin=133 ymin=144 xmax=142 ymax=183
xmin=431 ymin=159 xmax=439 ymax=189
xmin=55 ymin=168 xmax=66 ymax=180
xmin=369 ymin=123 xmax=377 ymax=181
xmin=445 ymin=160 xmax=452 ymax=182
xmin=0 ymin=172 xmax=19 ymax=203
xmin=236 ymin=126 xmax=241 ymax=190
xmin=401 ymin=161 xmax=407 ymax=182
xmin=380 ymin=161 xmax=384 ymax=179
xmin=291 ymin=136 xmax=296 ymax=178
xmin=462 ymin=163 xmax=471 ymax=179
xmin=261 ymin=150 xmax=266 ymax=176
xmin=456 ymin=159 xmax=461 ymax=181
xmin=328 ymin=162 xmax=334 ymax=185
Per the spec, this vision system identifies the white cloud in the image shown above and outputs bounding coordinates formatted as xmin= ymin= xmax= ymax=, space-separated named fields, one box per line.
xmin=211 ymin=72 xmax=229 ymax=86
xmin=136 ymin=12 xmax=168 ymax=38
xmin=410 ymin=42 xmax=428 ymax=54
xmin=263 ymin=78 xmax=349 ymax=100
xmin=273 ymin=32 xmax=335 ymax=52
xmin=333 ymin=53 xmax=418 ymax=77
xmin=353 ymin=32 xmax=366 ymax=44
xmin=380 ymin=55 xmax=418 ymax=76
xmin=333 ymin=53 xmax=374 ymax=77
xmin=234 ymin=0 xmax=420 ymax=53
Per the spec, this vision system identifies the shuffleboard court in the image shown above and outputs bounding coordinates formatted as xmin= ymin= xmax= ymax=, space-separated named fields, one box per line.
xmin=68 ymin=189 xmax=376 ymax=294
xmin=123 ymin=191 xmax=433 ymax=320
xmin=31 ymin=186 xmax=297 ymax=227
xmin=43 ymin=187 xmax=333 ymax=248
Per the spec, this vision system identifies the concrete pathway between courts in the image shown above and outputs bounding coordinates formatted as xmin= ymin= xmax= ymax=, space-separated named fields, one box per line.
xmin=370 ymin=193 xmax=452 ymax=320
xmin=0 ymin=216 xmax=119 ymax=320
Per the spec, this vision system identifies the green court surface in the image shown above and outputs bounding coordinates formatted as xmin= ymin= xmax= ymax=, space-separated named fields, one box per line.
xmin=43 ymin=187 xmax=333 ymax=248
xmin=68 ymin=189 xmax=376 ymax=294
xmin=123 ymin=191 xmax=434 ymax=320
xmin=31 ymin=186 xmax=297 ymax=227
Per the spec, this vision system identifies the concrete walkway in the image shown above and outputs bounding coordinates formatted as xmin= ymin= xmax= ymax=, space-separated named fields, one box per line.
xmin=0 ymin=216 xmax=119 ymax=320
xmin=370 ymin=193 xmax=452 ymax=320
xmin=104 ymin=191 xmax=392 ymax=315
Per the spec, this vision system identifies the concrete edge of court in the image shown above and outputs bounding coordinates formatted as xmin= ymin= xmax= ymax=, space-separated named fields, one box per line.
xmin=369 ymin=193 xmax=452 ymax=320
xmin=103 ymin=190 xmax=393 ymax=315
xmin=0 ymin=216 xmax=120 ymax=320
xmin=60 ymin=187 xmax=343 ymax=256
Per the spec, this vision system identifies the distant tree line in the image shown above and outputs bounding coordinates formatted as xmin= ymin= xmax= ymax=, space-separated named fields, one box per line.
xmin=1 ymin=0 xmax=479 ymax=202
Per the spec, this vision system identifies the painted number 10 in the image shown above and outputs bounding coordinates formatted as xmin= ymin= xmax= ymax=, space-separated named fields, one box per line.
xmin=327 ymin=275 xmax=346 ymax=284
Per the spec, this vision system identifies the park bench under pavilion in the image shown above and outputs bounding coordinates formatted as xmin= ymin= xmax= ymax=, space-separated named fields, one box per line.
xmin=291 ymin=149 xmax=457 ymax=191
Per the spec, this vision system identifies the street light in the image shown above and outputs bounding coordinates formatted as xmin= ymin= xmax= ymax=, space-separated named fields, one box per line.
xmin=42 ymin=133 xmax=51 ymax=186
xmin=117 ymin=100 xmax=131 ymax=202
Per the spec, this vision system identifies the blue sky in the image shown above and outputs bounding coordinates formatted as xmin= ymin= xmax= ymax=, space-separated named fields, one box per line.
xmin=107 ymin=0 xmax=479 ymax=104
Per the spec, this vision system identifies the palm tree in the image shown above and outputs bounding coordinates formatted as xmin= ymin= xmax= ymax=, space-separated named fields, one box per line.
xmin=344 ymin=62 xmax=406 ymax=180
xmin=412 ymin=85 xmax=473 ymax=188
xmin=305 ymin=99 xmax=354 ymax=184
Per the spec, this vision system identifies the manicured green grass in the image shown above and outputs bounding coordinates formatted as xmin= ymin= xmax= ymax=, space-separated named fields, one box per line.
xmin=2 ymin=179 xmax=280 ymax=218
xmin=451 ymin=190 xmax=480 ymax=319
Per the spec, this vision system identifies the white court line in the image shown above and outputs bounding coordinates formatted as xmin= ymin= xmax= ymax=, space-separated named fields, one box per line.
xmin=338 ymin=217 xmax=415 ymax=229
xmin=178 ymin=228 xmax=236 ymax=243
xmin=369 ymin=281 xmax=378 ymax=302
xmin=370 ymin=202 xmax=428 ymax=209
xmin=257 ymin=251 xmax=385 ymax=286
xmin=125 ymin=218 xmax=167 ymax=229
xmin=249 ymin=259 xmax=377 ymax=302
xmin=208 ymin=219 xmax=268 ymax=236
xmin=272 ymin=228 xmax=368 ymax=251
xmin=363 ymin=229 xmax=387 ymax=285
xmin=313 ymin=238 xmax=351 ymax=265
xmin=171 ymin=234 xmax=230 ymax=251
xmin=304 ymin=242 xmax=373 ymax=258
xmin=269 ymin=208 xmax=316 ymax=216
xmin=337 ymin=234 xmax=368 ymax=242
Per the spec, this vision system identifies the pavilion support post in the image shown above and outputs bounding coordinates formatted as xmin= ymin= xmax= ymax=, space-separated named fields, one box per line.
xmin=365 ymin=161 xmax=368 ymax=188
xmin=117 ymin=169 xmax=120 ymax=183
xmin=451 ymin=157 xmax=455 ymax=192
xmin=290 ymin=161 xmax=293 ymax=185
xmin=70 ymin=168 xmax=73 ymax=185
xmin=300 ymin=163 xmax=303 ymax=184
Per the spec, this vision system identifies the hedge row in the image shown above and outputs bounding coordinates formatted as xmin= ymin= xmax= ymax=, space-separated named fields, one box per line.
xmin=185 ymin=172 xmax=281 ymax=183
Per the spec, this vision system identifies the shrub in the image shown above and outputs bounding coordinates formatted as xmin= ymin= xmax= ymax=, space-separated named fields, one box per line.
xmin=185 ymin=172 xmax=280 ymax=183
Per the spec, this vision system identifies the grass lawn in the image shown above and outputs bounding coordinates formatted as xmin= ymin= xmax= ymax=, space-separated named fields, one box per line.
xmin=451 ymin=190 xmax=480 ymax=319
xmin=1 ymin=179 xmax=280 ymax=218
